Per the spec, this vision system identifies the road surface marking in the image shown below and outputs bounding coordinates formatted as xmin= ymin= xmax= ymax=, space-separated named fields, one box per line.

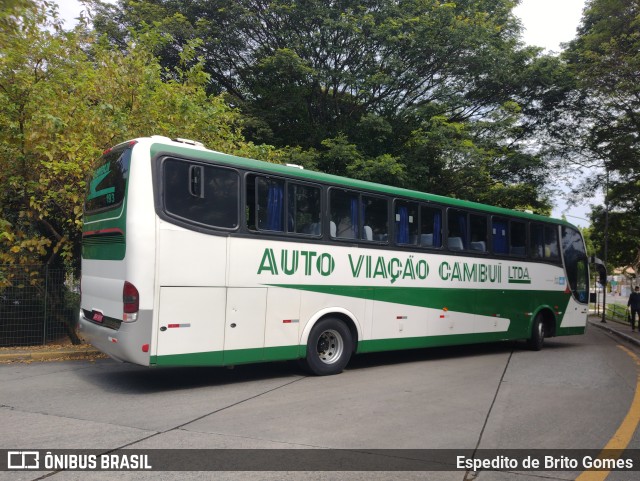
xmin=575 ymin=345 xmax=640 ymax=481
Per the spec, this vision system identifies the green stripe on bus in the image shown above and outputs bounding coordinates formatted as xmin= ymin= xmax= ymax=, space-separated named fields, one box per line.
xmin=556 ymin=326 xmax=586 ymax=336
xmin=151 ymin=345 xmax=299 ymax=367
xmin=149 ymin=327 xmax=588 ymax=368
xmin=270 ymin=284 xmax=572 ymax=316
xmin=82 ymin=216 xmax=127 ymax=260
xmin=357 ymin=331 xmax=513 ymax=353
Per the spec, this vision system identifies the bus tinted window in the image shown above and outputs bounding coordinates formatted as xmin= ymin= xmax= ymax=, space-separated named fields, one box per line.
xmin=331 ymin=190 xmax=359 ymax=239
xmin=85 ymin=147 xmax=132 ymax=213
xmin=420 ymin=205 xmax=442 ymax=248
xmin=362 ymin=195 xmax=388 ymax=242
xmin=531 ymin=224 xmax=544 ymax=258
xmin=288 ymin=183 xmax=321 ymax=235
xmin=447 ymin=209 xmax=467 ymax=250
xmin=395 ymin=201 xmax=419 ymax=245
xmin=510 ymin=221 xmax=526 ymax=256
xmin=531 ymin=224 xmax=560 ymax=260
xmin=164 ymin=159 xmax=238 ymax=229
xmin=257 ymin=177 xmax=285 ymax=232
xmin=469 ymin=214 xmax=487 ymax=252
xmin=492 ymin=217 xmax=508 ymax=254
xmin=545 ymin=225 xmax=560 ymax=258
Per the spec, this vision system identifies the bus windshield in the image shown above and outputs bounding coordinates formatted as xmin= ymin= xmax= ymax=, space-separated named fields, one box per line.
xmin=84 ymin=146 xmax=133 ymax=214
xmin=561 ymin=226 xmax=589 ymax=304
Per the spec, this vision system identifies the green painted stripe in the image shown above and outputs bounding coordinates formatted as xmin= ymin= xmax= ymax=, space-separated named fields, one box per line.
xmin=147 ymin=286 xmax=584 ymax=368
xmin=151 ymin=345 xmax=298 ymax=367
xmin=82 ymin=236 xmax=126 ymax=260
xmin=271 ymin=283 xmax=573 ymax=340
xmin=358 ymin=331 xmax=512 ymax=353
xmin=273 ymin=283 xmax=570 ymax=314
xmin=149 ymin=326 xmax=585 ymax=368
xmin=557 ymin=326 xmax=586 ymax=336
xmin=151 ymin=350 xmax=223 ymax=366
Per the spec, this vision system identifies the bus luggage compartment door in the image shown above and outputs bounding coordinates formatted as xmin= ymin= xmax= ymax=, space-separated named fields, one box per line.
xmin=224 ymin=288 xmax=267 ymax=364
xmin=156 ymin=287 xmax=226 ymax=364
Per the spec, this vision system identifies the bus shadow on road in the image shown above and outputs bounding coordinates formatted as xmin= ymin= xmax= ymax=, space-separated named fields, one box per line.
xmin=78 ymin=359 xmax=304 ymax=394
xmin=78 ymin=338 xmax=580 ymax=394
xmin=346 ymin=338 xmax=582 ymax=372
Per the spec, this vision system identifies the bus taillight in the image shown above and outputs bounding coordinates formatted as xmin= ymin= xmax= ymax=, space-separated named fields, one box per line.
xmin=123 ymin=281 xmax=139 ymax=322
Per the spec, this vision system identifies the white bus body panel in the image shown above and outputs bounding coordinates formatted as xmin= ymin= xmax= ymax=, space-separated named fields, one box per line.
xmin=156 ymin=287 xmax=226 ymax=357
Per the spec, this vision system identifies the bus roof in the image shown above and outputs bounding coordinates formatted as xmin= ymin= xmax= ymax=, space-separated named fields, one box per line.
xmin=139 ymin=136 xmax=576 ymax=229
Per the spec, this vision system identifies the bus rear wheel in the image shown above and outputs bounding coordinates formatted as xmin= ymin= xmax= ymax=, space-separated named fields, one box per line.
xmin=527 ymin=314 xmax=545 ymax=351
xmin=303 ymin=318 xmax=353 ymax=376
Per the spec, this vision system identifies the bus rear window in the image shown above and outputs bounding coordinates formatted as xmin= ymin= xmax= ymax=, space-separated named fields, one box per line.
xmin=85 ymin=147 xmax=132 ymax=213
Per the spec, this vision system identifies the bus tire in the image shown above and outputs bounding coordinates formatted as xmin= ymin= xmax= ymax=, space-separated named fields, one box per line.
xmin=303 ymin=318 xmax=353 ymax=376
xmin=527 ymin=314 xmax=545 ymax=351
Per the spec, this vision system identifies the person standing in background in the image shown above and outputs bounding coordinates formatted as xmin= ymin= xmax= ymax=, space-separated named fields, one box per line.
xmin=628 ymin=286 xmax=640 ymax=331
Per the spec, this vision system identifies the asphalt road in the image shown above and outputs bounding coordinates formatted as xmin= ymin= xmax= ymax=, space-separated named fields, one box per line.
xmin=1 ymin=325 xmax=639 ymax=481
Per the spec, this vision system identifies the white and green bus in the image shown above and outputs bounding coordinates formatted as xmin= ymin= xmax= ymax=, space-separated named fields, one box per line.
xmin=79 ymin=136 xmax=589 ymax=375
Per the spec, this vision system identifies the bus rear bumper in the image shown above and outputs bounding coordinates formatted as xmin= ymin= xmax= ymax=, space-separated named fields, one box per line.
xmin=78 ymin=310 xmax=152 ymax=366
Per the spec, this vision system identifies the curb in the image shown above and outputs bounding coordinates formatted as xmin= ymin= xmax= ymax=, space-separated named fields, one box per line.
xmin=589 ymin=319 xmax=640 ymax=347
xmin=0 ymin=347 xmax=105 ymax=363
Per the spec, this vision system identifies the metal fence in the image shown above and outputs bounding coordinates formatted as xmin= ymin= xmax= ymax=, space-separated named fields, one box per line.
xmin=0 ymin=265 xmax=81 ymax=347
xmin=604 ymin=303 xmax=631 ymax=325
xmin=591 ymin=300 xmax=634 ymax=326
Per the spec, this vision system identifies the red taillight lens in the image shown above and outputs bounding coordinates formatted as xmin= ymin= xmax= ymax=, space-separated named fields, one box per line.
xmin=123 ymin=281 xmax=139 ymax=321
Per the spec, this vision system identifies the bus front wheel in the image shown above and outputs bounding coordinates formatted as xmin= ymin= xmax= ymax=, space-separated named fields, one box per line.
xmin=303 ymin=318 xmax=353 ymax=376
xmin=527 ymin=314 xmax=545 ymax=351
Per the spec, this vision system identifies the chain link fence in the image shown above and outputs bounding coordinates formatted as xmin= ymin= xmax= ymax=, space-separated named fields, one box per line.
xmin=604 ymin=303 xmax=630 ymax=325
xmin=0 ymin=265 xmax=81 ymax=347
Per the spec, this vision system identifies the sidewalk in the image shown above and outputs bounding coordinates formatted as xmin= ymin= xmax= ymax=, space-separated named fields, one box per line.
xmin=0 ymin=342 xmax=105 ymax=363
xmin=588 ymin=314 xmax=640 ymax=347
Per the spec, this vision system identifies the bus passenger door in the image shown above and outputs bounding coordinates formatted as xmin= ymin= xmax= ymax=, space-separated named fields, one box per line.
xmin=224 ymin=288 xmax=267 ymax=364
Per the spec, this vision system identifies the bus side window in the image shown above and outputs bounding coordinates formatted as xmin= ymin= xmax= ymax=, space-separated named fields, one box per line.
xmin=362 ymin=195 xmax=388 ymax=242
xmin=545 ymin=225 xmax=560 ymax=259
xmin=531 ymin=223 xmax=544 ymax=258
xmin=288 ymin=183 xmax=321 ymax=235
xmin=420 ymin=205 xmax=442 ymax=248
xmin=492 ymin=217 xmax=508 ymax=254
xmin=330 ymin=189 xmax=358 ymax=239
xmin=256 ymin=177 xmax=285 ymax=232
xmin=469 ymin=214 xmax=487 ymax=252
xmin=447 ymin=209 xmax=467 ymax=250
xmin=395 ymin=200 xmax=419 ymax=245
xmin=509 ymin=221 xmax=527 ymax=256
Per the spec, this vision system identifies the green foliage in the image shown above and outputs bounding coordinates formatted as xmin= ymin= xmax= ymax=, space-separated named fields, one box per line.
xmin=560 ymin=0 xmax=640 ymax=268
xmin=92 ymin=0 xmax=554 ymax=211
xmin=0 ymin=0 xmax=257 ymax=275
xmin=590 ymin=207 xmax=640 ymax=273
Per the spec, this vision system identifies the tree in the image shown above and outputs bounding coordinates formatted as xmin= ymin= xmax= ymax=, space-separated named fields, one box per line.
xmin=0 ymin=1 xmax=260 ymax=273
xmin=90 ymin=0 xmax=558 ymax=212
xmin=560 ymin=0 xmax=640 ymax=267
xmin=0 ymin=0 xmax=270 ymax=342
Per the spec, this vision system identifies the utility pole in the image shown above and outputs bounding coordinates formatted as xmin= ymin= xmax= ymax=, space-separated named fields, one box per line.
xmin=601 ymin=169 xmax=609 ymax=323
